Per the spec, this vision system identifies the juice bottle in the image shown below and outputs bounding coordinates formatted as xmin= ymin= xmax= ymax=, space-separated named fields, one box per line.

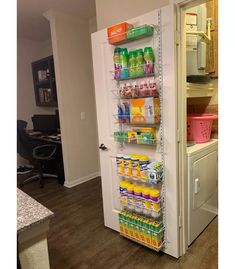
xmin=135 ymin=49 xmax=144 ymax=76
xmin=134 ymin=185 xmax=142 ymax=213
xmin=139 ymin=218 xmax=145 ymax=243
xmin=128 ymin=217 xmax=134 ymax=238
xmin=144 ymin=221 xmax=152 ymax=245
xmin=150 ymin=189 xmax=160 ymax=218
xmin=123 ymin=213 xmax=129 ymax=235
xmin=127 ymin=183 xmax=135 ymax=211
xmin=119 ymin=213 xmax=124 ymax=233
xmin=142 ymin=187 xmax=151 ymax=216
xmin=129 ymin=50 xmax=136 ymax=78
xmin=134 ymin=216 xmax=140 ymax=240
xmin=113 ymin=47 xmax=122 ymax=79
xmin=120 ymin=48 xmax=129 ymax=79
xmin=144 ymin=47 xmax=154 ymax=74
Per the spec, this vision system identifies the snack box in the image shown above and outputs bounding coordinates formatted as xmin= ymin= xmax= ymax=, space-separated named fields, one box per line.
xmin=107 ymin=22 xmax=134 ymax=44
xmin=130 ymin=97 xmax=160 ymax=124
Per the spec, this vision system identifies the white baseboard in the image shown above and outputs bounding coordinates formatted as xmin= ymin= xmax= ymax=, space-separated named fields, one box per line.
xmin=64 ymin=171 xmax=101 ymax=188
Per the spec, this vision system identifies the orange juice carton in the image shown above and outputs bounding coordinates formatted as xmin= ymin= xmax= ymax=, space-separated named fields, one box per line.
xmin=130 ymin=97 xmax=160 ymax=124
xmin=107 ymin=22 xmax=134 ymax=44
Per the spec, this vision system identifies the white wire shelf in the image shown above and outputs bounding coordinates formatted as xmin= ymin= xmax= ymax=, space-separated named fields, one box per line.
xmin=113 ymin=114 xmax=161 ymax=125
xmin=120 ymin=233 xmax=165 ymax=252
xmin=117 ymin=173 xmax=163 ymax=185
xmin=111 ymin=89 xmax=159 ymax=99
xmin=113 ymin=72 xmax=156 ymax=82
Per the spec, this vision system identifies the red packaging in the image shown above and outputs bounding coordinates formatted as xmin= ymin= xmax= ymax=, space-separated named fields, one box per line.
xmin=107 ymin=22 xmax=134 ymax=44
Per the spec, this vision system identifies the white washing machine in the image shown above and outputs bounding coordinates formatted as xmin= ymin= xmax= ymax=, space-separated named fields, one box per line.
xmin=187 ymin=139 xmax=218 ymax=245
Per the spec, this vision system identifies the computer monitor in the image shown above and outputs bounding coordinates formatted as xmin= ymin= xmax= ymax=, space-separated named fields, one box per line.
xmin=32 ymin=114 xmax=58 ymax=133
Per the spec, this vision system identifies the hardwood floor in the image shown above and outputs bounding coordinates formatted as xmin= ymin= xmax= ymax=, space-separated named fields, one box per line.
xmin=19 ymin=177 xmax=218 ymax=269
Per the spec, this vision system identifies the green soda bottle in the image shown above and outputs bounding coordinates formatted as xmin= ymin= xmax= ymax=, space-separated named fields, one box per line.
xmin=129 ymin=50 xmax=136 ymax=78
xmin=135 ymin=49 xmax=144 ymax=76
xmin=120 ymin=48 xmax=129 ymax=79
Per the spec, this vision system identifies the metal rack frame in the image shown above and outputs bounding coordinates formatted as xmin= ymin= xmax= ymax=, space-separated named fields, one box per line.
xmin=112 ymin=10 xmax=166 ymax=252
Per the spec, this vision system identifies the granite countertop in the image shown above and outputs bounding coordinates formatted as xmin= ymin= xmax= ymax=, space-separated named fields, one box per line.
xmin=17 ymin=188 xmax=54 ymax=233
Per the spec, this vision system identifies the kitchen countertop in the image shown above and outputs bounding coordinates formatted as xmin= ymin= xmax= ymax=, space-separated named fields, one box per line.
xmin=17 ymin=188 xmax=54 ymax=233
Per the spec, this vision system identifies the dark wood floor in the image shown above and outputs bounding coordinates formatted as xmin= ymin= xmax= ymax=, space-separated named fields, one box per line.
xmin=18 ymin=176 xmax=218 ymax=269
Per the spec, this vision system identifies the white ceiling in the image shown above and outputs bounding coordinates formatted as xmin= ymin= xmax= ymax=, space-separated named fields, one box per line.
xmin=17 ymin=0 xmax=96 ymax=41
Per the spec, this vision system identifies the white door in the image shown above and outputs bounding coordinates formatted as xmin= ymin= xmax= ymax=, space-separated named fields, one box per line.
xmin=91 ymin=5 xmax=180 ymax=258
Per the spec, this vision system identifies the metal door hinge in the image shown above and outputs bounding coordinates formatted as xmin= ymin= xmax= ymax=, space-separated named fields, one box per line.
xmin=175 ymin=30 xmax=180 ymax=46
xmin=179 ymin=215 xmax=182 ymax=228
xmin=177 ymin=129 xmax=181 ymax=143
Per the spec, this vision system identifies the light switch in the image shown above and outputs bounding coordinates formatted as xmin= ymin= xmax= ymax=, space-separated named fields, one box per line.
xmin=81 ymin=112 xmax=86 ymax=120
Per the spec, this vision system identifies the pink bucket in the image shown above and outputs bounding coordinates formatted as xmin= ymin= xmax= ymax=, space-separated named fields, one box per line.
xmin=187 ymin=113 xmax=218 ymax=143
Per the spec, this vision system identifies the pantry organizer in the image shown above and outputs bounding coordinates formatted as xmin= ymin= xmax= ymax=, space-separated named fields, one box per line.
xmin=110 ymin=10 xmax=166 ymax=252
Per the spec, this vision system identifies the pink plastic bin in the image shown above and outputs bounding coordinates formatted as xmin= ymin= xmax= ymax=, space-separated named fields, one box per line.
xmin=187 ymin=113 xmax=218 ymax=143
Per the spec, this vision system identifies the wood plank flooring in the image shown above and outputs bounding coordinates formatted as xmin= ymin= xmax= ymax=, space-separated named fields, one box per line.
xmin=19 ymin=177 xmax=218 ymax=269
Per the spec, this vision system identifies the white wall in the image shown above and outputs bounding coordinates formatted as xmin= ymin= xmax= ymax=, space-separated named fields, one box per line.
xmin=95 ymin=0 xmax=169 ymax=30
xmin=45 ymin=11 xmax=100 ymax=187
xmin=17 ymin=38 xmax=56 ymax=129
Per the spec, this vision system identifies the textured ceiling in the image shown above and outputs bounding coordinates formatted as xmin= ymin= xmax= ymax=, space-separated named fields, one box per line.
xmin=17 ymin=0 xmax=96 ymax=41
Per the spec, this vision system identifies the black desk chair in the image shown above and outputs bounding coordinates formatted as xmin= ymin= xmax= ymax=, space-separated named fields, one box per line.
xmin=17 ymin=120 xmax=58 ymax=188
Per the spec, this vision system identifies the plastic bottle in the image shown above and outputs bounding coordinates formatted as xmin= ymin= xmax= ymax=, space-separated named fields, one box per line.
xmin=123 ymin=155 xmax=132 ymax=176
xmin=113 ymin=47 xmax=122 ymax=79
xmin=134 ymin=185 xmax=143 ymax=213
xmin=148 ymin=78 xmax=157 ymax=96
xmin=150 ymin=189 xmax=160 ymax=218
xmin=131 ymin=81 xmax=139 ymax=97
xmin=116 ymin=154 xmax=124 ymax=174
xmin=139 ymin=155 xmax=150 ymax=181
xmin=120 ymin=48 xmax=129 ymax=79
xmin=139 ymin=80 xmax=148 ymax=96
xmin=144 ymin=47 xmax=154 ymax=74
xmin=130 ymin=154 xmax=140 ymax=178
xmin=119 ymin=180 xmax=128 ymax=208
xmin=142 ymin=187 xmax=151 ymax=216
xmin=127 ymin=183 xmax=135 ymax=211
xmin=129 ymin=50 xmax=136 ymax=78
xmin=135 ymin=49 xmax=144 ymax=76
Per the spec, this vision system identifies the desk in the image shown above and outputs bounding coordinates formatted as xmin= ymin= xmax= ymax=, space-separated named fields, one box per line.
xmin=27 ymin=131 xmax=61 ymax=144
xmin=27 ymin=131 xmax=65 ymax=185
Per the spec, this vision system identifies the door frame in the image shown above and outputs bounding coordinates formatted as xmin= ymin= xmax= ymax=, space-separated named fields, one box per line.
xmin=174 ymin=0 xmax=209 ymax=256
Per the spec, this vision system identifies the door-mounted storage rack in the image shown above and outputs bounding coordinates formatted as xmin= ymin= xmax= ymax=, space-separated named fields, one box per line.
xmin=110 ymin=10 xmax=166 ymax=252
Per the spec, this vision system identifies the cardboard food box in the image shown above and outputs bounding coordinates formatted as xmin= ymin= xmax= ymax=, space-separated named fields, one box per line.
xmin=130 ymin=97 xmax=160 ymax=124
xmin=107 ymin=22 xmax=134 ymax=44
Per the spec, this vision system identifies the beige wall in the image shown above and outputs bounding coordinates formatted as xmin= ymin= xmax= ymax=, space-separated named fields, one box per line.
xmin=89 ymin=16 xmax=97 ymax=34
xmin=17 ymin=38 xmax=55 ymax=129
xmin=95 ymin=0 xmax=169 ymax=30
xmin=45 ymin=11 xmax=99 ymax=187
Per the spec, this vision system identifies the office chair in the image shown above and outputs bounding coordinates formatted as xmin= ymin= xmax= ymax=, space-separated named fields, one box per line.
xmin=17 ymin=120 xmax=58 ymax=188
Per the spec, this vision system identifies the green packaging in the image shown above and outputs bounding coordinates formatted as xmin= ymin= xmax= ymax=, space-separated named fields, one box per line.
xmin=120 ymin=48 xmax=129 ymax=79
xmin=135 ymin=49 xmax=144 ymax=76
xmin=129 ymin=50 xmax=136 ymax=78
xmin=127 ymin=25 xmax=154 ymax=40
